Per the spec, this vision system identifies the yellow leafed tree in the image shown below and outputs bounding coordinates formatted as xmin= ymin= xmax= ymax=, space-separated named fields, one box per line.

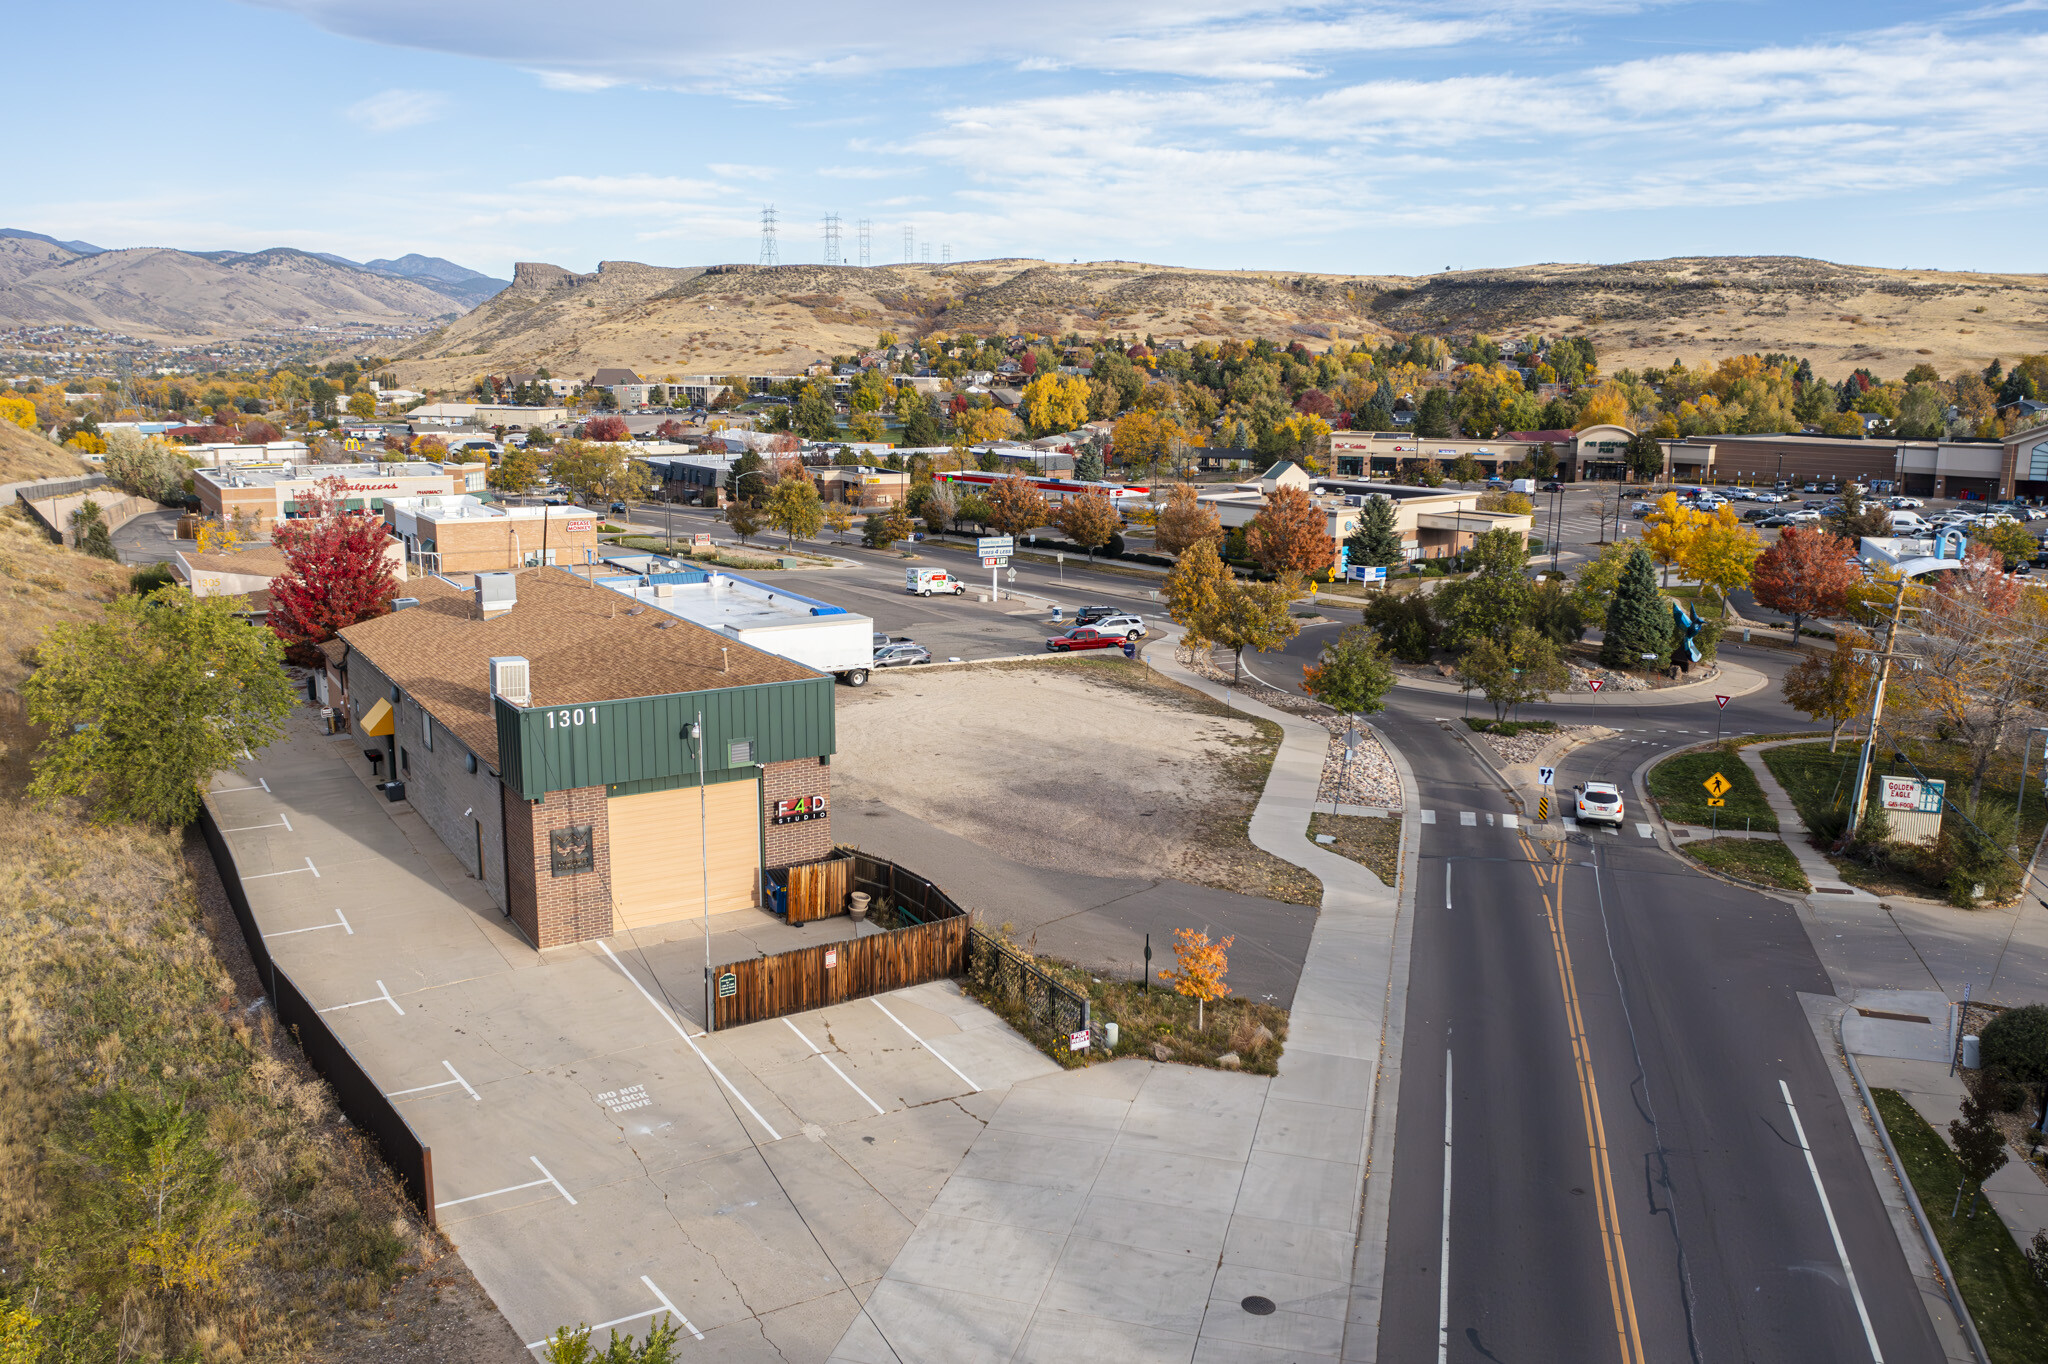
xmin=956 ymin=406 xmax=1020 ymax=443
xmin=1639 ymin=492 xmax=1707 ymax=586
xmin=1681 ymin=504 xmax=1762 ymax=612
xmin=1159 ymin=927 xmax=1233 ymax=1031
xmin=1574 ymin=383 xmax=1632 ymax=430
xmin=0 ymin=393 xmax=36 ymax=429
xmin=1020 ymin=373 xmax=1089 ymax=437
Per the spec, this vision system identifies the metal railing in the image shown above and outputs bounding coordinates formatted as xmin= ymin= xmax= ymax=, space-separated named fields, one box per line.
xmin=965 ymin=927 xmax=1090 ymax=1045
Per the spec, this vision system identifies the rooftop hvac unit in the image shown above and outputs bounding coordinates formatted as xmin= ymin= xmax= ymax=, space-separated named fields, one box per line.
xmin=475 ymin=571 xmax=517 ymax=613
xmin=489 ymin=655 xmax=530 ymax=706
xmin=391 ymin=597 xmax=420 ymax=610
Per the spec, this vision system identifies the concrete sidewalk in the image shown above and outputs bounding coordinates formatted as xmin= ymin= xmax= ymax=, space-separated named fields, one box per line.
xmin=830 ymin=635 xmax=1417 ymax=1363
xmin=1736 ymin=740 xmax=1878 ymax=901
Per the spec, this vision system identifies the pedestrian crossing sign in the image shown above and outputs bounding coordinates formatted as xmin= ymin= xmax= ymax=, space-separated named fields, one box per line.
xmin=1706 ymin=797 xmax=1725 ymax=807
xmin=1703 ymin=772 xmax=1731 ymax=798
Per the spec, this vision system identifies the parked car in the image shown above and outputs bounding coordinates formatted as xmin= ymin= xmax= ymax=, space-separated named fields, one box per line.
xmin=1630 ymin=501 xmax=1654 ymax=517
xmin=609 ymin=501 xmax=628 ymax=514
xmin=873 ymin=642 xmax=932 ymax=668
xmin=1741 ymin=508 xmax=1776 ymax=522
xmin=1088 ymin=613 xmax=1148 ymax=640
xmin=1541 ymin=481 xmax=1564 ymax=492
xmin=1046 ymin=626 xmax=1124 ymax=652
xmin=1756 ymin=515 xmax=1798 ymax=528
xmin=1574 ymin=781 xmax=1626 ymax=827
xmin=1074 ymin=605 xmax=1122 ymax=625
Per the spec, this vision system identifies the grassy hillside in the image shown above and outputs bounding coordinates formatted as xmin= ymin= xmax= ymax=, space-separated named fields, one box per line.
xmin=0 ymin=509 xmax=515 ymax=1360
xmin=0 ymin=420 xmax=90 ymax=484
xmin=393 ymin=254 xmax=2048 ymax=389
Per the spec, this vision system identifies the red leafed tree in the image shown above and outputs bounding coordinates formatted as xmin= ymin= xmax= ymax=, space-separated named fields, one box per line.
xmin=268 ymin=475 xmax=399 ymax=665
xmin=584 ymin=415 xmax=630 ymax=442
xmin=1936 ymin=542 xmax=2024 ymax=617
xmin=654 ymin=418 xmax=684 ymax=440
xmin=1294 ymin=389 xmax=1336 ymax=418
xmin=1750 ymin=526 xmax=1860 ymax=644
xmin=1019 ymin=351 xmax=1038 ymax=375
xmin=237 ymin=420 xmax=283 ymax=444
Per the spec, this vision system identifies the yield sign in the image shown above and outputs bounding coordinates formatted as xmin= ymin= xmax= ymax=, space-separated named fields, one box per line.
xmin=1588 ymin=678 xmax=1605 ymax=692
xmin=1715 ymin=694 xmax=1731 ymax=710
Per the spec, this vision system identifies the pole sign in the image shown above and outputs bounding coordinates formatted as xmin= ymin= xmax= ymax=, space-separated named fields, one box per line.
xmin=1068 ymin=1029 xmax=1091 ymax=1052
xmin=1344 ymin=565 xmax=1388 ymax=583
xmin=1715 ymin=695 xmax=1730 ymax=710
xmin=1588 ymin=679 xmax=1604 ymax=692
xmin=1538 ymin=766 xmax=1555 ymax=787
xmin=977 ymin=535 xmax=1014 ymax=558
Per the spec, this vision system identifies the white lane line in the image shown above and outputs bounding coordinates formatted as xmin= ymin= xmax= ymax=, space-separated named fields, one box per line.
xmin=597 ymin=941 xmax=782 ymax=1142
xmin=317 ymin=979 xmax=403 ymax=1016
xmin=387 ymin=1060 xmax=480 ymax=1101
xmin=781 ymin=1018 xmax=886 ymax=1115
xmin=262 ymin=907 xmax=351 ymax=939
xmin=1445 ymin=864 xmax=1452 ymax=910
xmin=1438 ymin=1048 xmax=1454 ymax=1364
xmin=1459 ymin=810 xmax=1477 ymax=827
xmin=223 ymin=814 xmax=292 ymax=832
xmin=523 ymin=1278 xmax=701 ymax=1350
xmin=1778 ymin=1080 xmax=1883 ymax=1361
xmin=246 ymin=856 xmax=318 ymax=879
xmin=873 ymin=997 xmax=980 ymax=1093
xmin=1420 ymin=809 xmax=1437 ymax=824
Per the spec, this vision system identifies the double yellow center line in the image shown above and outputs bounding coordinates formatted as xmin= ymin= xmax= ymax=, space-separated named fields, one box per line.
xmin=1519 ymin=834 xmax=1647 ymax=1364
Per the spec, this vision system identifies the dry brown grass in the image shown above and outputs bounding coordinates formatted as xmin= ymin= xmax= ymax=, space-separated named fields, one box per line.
xmin=0 ymin=507 xmax=520 ymax=1361
xmin=0 ymin=420 xmax=93 ymax=485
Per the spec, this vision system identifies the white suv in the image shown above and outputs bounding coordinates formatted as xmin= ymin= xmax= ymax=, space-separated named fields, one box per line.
xmin=1574 ymin=781 xmax=1625 ymax=827
xmin=1089 ymin=614 xmax=1148 ymax=640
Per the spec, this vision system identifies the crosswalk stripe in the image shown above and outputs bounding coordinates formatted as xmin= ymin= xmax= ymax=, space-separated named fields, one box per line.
xmin=1503 ymin=814 xmax=1519 ymax=829
xmin=1636 ymin=823 xmax=1655 ymax=839
xmin=1459 ymin=811 xmax=1477 ymax=826
xmin=1420 ymin=809 xmax=1436 ymax=824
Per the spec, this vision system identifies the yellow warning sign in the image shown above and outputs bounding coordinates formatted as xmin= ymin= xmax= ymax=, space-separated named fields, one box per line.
xmin=1538 ymin=796 xmax=1550 ymax=820
xmin=1703 ymin=772 xmax=1731 ymax=798
xmin=1706 ymin=797 xmax=1725 ymax=807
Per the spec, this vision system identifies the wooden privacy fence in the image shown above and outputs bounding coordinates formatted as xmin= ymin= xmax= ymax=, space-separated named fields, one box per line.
xmin=775 ymin=850 xmax=855 ymax=925
xmin=714 ymin=851 xmax=969 ymax=1028
xmin=197 ymin=803 xmax=438 ymax=1224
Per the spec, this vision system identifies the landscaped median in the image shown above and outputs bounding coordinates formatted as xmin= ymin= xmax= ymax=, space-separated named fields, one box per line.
xmin=1647 ymin=742 xmax=1780 ymax=831
xmin=1869 ymin=1089 xmax=2048 ymax=1364
xmin=1677 ymin=836 xmax=1811 ymax=891
xmin=1762 ymin=740 xmax=2048 ymax=906
xmin=1308 ymin=811 xmax=1400 ymax=888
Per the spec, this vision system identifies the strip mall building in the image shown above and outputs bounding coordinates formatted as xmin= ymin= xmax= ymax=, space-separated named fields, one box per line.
xmin=327 ymin=568 xmax=834 ymax=949
xmin=193 ymin=460 xmax=490 ymax=532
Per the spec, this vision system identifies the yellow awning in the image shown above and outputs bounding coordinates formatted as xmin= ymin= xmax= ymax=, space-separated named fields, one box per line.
xmin=360 ymin=696 xmax=395 ymax=737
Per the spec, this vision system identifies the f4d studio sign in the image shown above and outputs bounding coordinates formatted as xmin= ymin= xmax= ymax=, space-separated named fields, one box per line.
xmin=772 ymin=794 xmax=827 ymax=826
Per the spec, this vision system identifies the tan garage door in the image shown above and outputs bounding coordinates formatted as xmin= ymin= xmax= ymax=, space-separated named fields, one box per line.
xmin=608 ymin=779 xmax=760 ymax=930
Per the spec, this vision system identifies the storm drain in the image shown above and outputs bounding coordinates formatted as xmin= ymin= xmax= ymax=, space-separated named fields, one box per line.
xmin=1241 ymin=1296 xmax=1277 ymax=1316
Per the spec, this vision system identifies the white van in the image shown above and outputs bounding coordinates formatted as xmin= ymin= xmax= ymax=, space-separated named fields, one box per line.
xmin=906 ymin=568 xmax=966 ymax=597
xmin=1888 ymin=511 xmax=1931 ymax=535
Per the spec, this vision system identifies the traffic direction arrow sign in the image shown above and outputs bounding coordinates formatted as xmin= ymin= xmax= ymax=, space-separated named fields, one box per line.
xmin=1537 ymin=766 xmax=1555 ymax=786
xmin=1703 ymin=772 xmax=1732 ymax=798
xmin=1706 ymin=797 xmax=1726 ymax=807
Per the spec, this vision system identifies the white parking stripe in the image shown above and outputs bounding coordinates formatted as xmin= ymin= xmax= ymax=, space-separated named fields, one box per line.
xmin=781 ymin=1017 xmax=886 ymax=1115
xmin=597 ymin=941 xmax=782 ymax=1142
xmin=247 ymin=856 xmax=318 ymax=879
xmin=262 ymin=907 xmax=351 ymax=938
xmin=523 ymin=1278 xmax=702 ymax=1350
xmin=316 ymin=979 xmax=403 ymax=1015
xmin=873 ymin=998 xmax=980 ymax=1093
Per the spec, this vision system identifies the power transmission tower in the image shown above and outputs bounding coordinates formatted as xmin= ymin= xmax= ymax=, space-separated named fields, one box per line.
xmin=823 ymin=214 xmax=841 ymax=266
xmin=941 ymin=243 xmax=951 ymax=266
xmin=902 ymin=226 xmax=914 ymax=263
xmin=920 ymin=241 xmax=932 ymax=263
xmin=857 ymin=219 xmax=872 ymax=267
xmin=758 ymin=205 xmax=779 ymax=267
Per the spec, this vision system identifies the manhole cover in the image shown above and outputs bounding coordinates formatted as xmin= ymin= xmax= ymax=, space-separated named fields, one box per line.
xmin=1241 ymin=1296 xmax=1276 ymax=1316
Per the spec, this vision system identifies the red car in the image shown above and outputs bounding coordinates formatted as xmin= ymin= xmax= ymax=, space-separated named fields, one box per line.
xmin=1046 ymin=626 xmax=1123 ymax=652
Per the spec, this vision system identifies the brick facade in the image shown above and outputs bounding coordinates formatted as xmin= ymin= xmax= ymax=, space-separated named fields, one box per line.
xmin=409 ymin=513 xmax=600 ymax=573
xmin=761 ymin=757 xmax=833 ymax=870
xmin=503 ymin=784 xmax=614 ymax=948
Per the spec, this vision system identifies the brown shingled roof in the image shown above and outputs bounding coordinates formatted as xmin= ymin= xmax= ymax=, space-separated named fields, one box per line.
xmin=336 ymin=569 xmax=820 ymax=765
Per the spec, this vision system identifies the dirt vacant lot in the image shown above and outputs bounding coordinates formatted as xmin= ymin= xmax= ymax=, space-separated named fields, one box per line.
xmin=835 ymin=659 xmax=1318 ymax=905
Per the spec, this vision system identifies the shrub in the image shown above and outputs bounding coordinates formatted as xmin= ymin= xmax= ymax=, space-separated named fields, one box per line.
xmin=128 ymin=561 xmax=176 ymax=595
xmin=1362 ymin=592 xmax=1438 ymax=663
xmin=1980 ymin=1004 xmax=2048 ymax=1087
xmin=1934 ymin=800 xmax=2021 ymax=907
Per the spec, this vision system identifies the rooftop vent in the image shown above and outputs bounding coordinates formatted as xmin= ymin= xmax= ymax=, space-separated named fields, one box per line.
xmin=391 ymin=597 xmax=420 ymax=610
xmin=488 ymin=656 xmax=530 ymax=706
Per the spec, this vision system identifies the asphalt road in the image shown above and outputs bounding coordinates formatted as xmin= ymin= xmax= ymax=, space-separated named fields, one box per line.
xmin=1370 ymin=697 xmax=1945 ymax=1362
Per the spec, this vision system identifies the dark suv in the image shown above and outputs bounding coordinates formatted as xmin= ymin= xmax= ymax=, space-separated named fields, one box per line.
xmin=1075 ymin=605 xmax=1121 ymax=625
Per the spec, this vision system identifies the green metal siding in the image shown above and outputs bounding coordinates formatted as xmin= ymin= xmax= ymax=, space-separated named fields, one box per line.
xmin=496 ymin=676 xmax=834 ymax=800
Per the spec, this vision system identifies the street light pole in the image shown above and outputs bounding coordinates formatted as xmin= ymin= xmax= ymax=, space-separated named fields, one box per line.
xmin=691 ymin=714 xmax=712 ymax=1031
xmin=1846 ymin=580 xmax=1913 ymax=839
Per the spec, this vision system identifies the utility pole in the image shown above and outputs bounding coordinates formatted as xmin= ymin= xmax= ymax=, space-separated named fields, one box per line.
xmin=1845 ymin=579 xmax=1914 ymax=839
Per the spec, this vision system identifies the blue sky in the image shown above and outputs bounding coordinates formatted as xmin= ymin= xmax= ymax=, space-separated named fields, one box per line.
xmin=15 ymin=1 xmax=2046 ymax=278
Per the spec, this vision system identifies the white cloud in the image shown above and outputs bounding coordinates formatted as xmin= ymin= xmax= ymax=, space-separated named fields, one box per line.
xmin=345 ymin=88 xmax=447 ymax=132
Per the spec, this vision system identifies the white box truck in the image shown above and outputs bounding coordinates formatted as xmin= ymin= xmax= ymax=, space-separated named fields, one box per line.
xmin=1512 ymin=478 xmax=1537 ymax=494
xmin=906 ymin=567 xmax=966 ymax=596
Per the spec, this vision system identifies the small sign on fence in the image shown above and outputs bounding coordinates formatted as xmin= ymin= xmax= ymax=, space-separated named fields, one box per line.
xmin=718 ymin=971 xmax=736 ymax=999
xmin=824 ymin=949 xmax=838 ymax=968
xmin=1069 ymin=1029 xmax=1091 ymax=1052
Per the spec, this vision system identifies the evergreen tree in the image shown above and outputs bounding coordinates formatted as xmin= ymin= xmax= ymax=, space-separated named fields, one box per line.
xmin=903 ymin=403 xmax=940 ymax=448
xmin=1344 ymin=494 xmax=1404 ymax=567
xmin=1414 ymin=388 xmax=1454 ymax=438
xmin=1073 ymin=447 xmax=1105 ymax=482
xmin=1355 ymin=402 xmax=1394 ymax=432
xmin=724 ymin=448 xmax=768 ymax=503
xmin=1623 ymin=429 xmax=1663 ymax=483
xmin=1601 ymin=546 xmax=1671 ymax=669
